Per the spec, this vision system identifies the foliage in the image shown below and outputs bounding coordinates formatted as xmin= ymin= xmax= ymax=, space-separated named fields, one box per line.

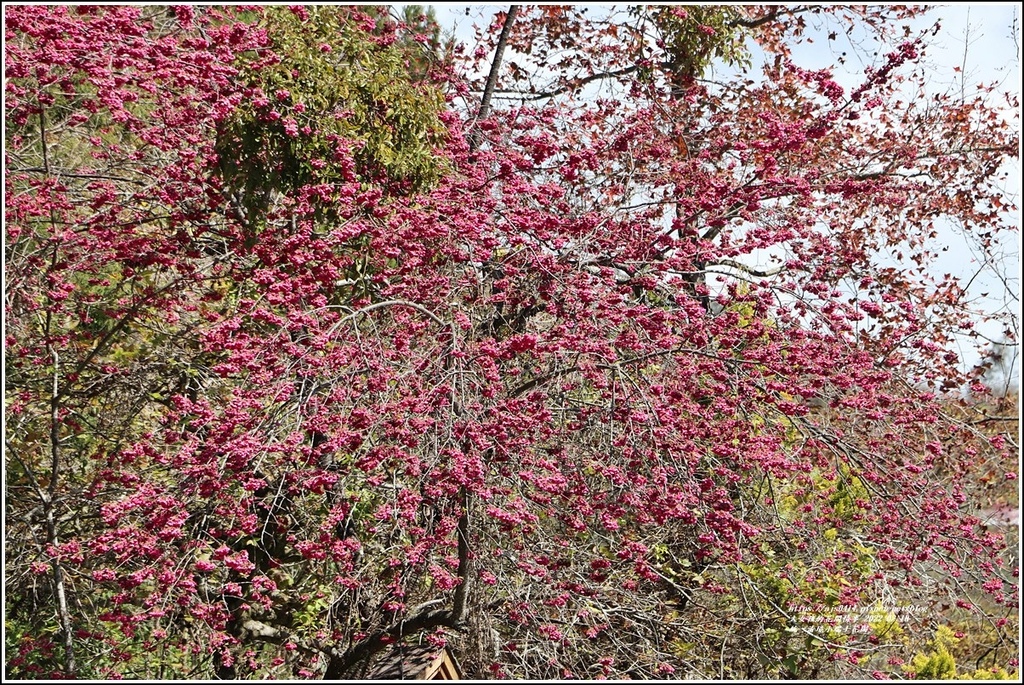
xmin=910 ymin=625 xmax=959 ymax=679
xmin=644 ymin=5 xmax=751 ymax=86
xmin=907 ymin=626 xmax=1019 ymax=680
xmin=215 ymin=5 xmax=449 ymax=223
xmin=4 ymin=3 xmax=1019 ymax=680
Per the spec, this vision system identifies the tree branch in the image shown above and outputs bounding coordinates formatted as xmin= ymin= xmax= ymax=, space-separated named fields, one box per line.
xmin=709 ymin=258 xmax=786 ymax=278
xmin=333 ymin=299 xmax=449 ymax=330
xmin=323 ymin=607 xmax=456 ymax=679
xmin=509 ymin=346 xmax=764 ymax=398
xmin=500 ymin=62 xmax=673 ymax=102
xmin=40 ymin=105 xmax=76 ymax=678
xmin=48 ymin=348 xmax=76 ymax=678
xmin=13 ymin=167 xmax=149 ymax=185
xmin=241 ymin=619 xmax=346 ymax=661
xmin=729 ymin=6 xmax=814 ymax=30
xmin=319 ymin=486 xmax=474 ymax=678
xmin=471 ymin=5 xmax=519 ymax=152
xmin=451 ymin=487 xmax=472 ymax=624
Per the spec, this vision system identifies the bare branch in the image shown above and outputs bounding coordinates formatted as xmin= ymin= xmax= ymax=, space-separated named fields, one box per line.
xmin=451 ymin=487 xmax=473 ymax=624
xmin=40 ymin=107 xmax=76 ymax=678
xmin=471 ymin=5 xmax=520 ymax=152
xmin=494 ymin=63 xmax=672 ymax=102
xmin=709 ymin=258 xmax=786 ymax=278
xmin=334 ymin=299 xmax=449 ymax=330
xmin=323 ymin=606 xmax=456 ymax=679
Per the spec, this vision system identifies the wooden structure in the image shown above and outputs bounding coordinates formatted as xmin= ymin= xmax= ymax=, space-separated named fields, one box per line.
xmin=366 ymin=644 xmax=462 ymax=680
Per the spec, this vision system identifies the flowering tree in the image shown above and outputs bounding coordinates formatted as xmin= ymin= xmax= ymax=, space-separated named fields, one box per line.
xmin=4 ymin=4 xmax=1018 ymax=679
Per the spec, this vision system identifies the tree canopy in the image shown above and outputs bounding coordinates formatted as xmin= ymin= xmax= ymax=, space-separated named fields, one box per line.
xmin=4 ymin=4 xmax=1019 ymax=680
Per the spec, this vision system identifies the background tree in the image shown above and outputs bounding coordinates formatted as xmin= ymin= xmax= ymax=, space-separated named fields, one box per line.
xmin=5 ymin=3 xmax=1019 ymax=680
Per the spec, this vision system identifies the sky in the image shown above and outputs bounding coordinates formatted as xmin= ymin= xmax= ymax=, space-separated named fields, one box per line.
xmin=792 ymin=4 xmax=1020 ymax=384
xmin=411 ymin=3 xmax=1021 ymax=384
xmin=773 ymin=4 xmax=1021 ymax=383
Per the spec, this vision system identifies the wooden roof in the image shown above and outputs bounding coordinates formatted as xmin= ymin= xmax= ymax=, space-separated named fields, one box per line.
xmin=365 ymin=644 xmax=462 ymax=680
